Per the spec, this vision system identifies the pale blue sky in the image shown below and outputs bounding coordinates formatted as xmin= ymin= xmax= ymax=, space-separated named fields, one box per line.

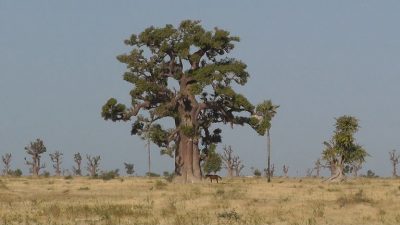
xmin=1 ymin=1 xmax=400 ymax=176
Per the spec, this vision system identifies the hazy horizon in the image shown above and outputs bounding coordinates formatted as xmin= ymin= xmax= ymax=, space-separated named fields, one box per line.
xmin=1 ymin=1 xmax=400 ymax=177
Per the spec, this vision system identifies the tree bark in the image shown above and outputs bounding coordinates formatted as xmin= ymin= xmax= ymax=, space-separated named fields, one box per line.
xmin=325 ymin=158 xmax=345 ymax=182
xmin=174 ymin=134 xmax=202 ymax=183
xmin=173 ymin=76 xmax=203 ymax=183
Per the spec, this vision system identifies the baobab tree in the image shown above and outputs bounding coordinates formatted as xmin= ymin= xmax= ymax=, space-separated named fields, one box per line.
xmin=254 ymin=100 xmax=278 ymax=182
xmin=86 ymin=155 xmax=101 ymax=177
xmin=389 ymin=149 xmax=399 ymax=177
xmin=24 ymin=139 xmax=47 ymax=176
xmin=72 ymin=152 xmax=82 ymax=176
xmin=1 ymin=153 xmax=12 ymax=175
xmin=49 ymin=151 xmax=63 ymax=176
xmin=101 ymin=20 xmax=273 ymax=183
xmin=322 ymin=116 xmax=368 ymax=182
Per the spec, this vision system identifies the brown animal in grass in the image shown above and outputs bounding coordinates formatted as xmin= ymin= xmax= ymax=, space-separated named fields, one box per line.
xmin=205 ymin=174 xmax=222 ymax=183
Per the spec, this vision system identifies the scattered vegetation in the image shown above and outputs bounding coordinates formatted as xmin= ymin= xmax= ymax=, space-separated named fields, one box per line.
xmin=146 ymin=172 xmax=160 ymax=177
xmin=336 ymin=189 xmax=373 ymax=207
xmin=0 ymin=177 xmax=398 ymax=224
xmin=100 ymin=169 xmax=119 ymax=181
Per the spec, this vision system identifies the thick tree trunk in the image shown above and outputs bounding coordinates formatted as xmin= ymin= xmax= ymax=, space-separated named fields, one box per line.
xmin=325 ymin=159 xmax=345 ymax=182
xmin=227 ymin=167 xmax=234 ymax=178
xmin=174 ymin=134 xmax=202 ymax=183
xmin=173 ymin=76 xmax=203 ymax=183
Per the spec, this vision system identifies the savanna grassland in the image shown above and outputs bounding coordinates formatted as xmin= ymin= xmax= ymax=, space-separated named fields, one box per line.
xmin=0 ymin=176 xmax=399 ymax=225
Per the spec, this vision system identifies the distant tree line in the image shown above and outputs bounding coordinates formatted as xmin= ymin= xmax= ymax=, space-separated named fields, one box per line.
xmin=1 ymin=128 xmax=400 ymax=180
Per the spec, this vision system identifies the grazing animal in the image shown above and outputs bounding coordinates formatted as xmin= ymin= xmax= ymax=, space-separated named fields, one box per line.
xmin=205 ymin=174 xmax=222 ymax=183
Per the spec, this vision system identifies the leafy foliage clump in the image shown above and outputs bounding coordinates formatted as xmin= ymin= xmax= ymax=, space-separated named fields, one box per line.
xmin=202 ymin=144 xmax=222 ymax=175
xmin=253 ymin=169 xmax=262 ymax=177
xmin=124 ymin=163 xmax=135 ymax=175
xmin=9 ymin=169 xmax=22 ymax=177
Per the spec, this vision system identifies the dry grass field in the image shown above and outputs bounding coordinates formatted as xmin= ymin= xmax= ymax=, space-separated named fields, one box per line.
xmin=0 ymin=176 xmax=399 ymax=225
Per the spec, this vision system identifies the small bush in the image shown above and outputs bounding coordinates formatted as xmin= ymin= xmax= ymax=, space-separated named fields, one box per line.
xmin=165 ymin=172 xmax=175 ymax=183
xmin=163 ymin=171 xmax=171 ymax=177
xmin=146 ymin=172 xmax=160 ymax=177
xmin=9 ymin=169 xmax=22 ymax=177
xmin=336 ymin=189 xmax=372 ymax=207
xmin=218 ymin=209 xmax=240 ymax=221
xmin=42 ymin=171 xmax=50 ymax=178
xmin=64 ymin=175 xmax=73 ymax=180
xmin=100 ymin=169 xmax=119 ymax=181
xmin=362 ymin=170 xmax=379 ymax=178
xmin=253 ymin=169 xmax=262 ymax=177
xmin=154 ymin=180 xmax=167 ymax=190
xmin=78 ymin=187 xmax=90 ymax=191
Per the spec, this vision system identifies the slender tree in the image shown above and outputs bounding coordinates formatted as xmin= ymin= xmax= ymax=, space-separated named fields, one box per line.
xmin=49 ymin=151 xmax=63 ymax=176
xmin=283 ymin=164 xmax=289 ymax=178
xmin=314 ymin=158 xmax=323 ymax=177
xmin=306 ymin=168 xmax=313 ymax=177
xmin=101 ymin=20 xmax=273 ymax=183
xmin=232 ymin=155 xmax=244 ymax=176
xmin=202 ymin=144 xmax=222 ymax=175
xmin=1 ymin=153 xmax=12 ymax=175
xmin=133 ymin=115 xmax=155 ymax=177
xmin=86 ymin=155 xmax=101 ymax=177
xmin=322 ymin=116 xmax=368 ymax=182
xmin=254 ymin=100 xmax=278 ymax=183
xmin=72 ymin=152 xmax=82 ymax=176
xmin=24 ymin=139 xmax=47 ymax=176
xmin=389 ymin=149 xmax=400 ymax=177
xmin=124 ymin=163 xmax=135 ymax=176
xmin=221 ymin=145 xmax=235 ymax=177
xmin=266 ymin=164 xmax=275 ymax=177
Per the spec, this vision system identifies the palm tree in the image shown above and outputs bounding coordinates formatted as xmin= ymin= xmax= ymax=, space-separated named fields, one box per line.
xmin=255 ymin=100 xmax=279 ymax=182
